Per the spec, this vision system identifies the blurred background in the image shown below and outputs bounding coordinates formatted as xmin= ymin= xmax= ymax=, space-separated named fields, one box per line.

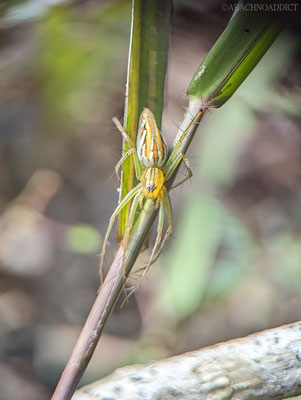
xmin=0 ymin=0 xmax=301 ymax=398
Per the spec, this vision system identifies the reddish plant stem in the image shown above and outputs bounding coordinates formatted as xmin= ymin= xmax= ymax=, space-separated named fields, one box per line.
xmin=51 ymin=246 xmax=125 ymax=400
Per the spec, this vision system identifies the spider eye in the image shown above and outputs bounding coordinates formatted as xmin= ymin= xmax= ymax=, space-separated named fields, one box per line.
xmin=147 ymin=184 xmax=156 ymax=193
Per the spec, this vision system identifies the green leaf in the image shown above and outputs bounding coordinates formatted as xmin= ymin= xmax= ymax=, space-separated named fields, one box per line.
xmin=187 ymin=3 xmax=282 ymax=108
xmin=117 ymin=0 xmax=171 ymax=241
xmin=164 ymin=195 xmax=224 ymax=319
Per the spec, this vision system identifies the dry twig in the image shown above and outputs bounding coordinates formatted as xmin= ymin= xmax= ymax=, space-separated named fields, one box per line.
xmin=74 ymin=321 xmax=301 ymax=399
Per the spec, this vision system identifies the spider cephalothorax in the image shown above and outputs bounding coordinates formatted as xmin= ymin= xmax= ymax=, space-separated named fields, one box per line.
xmin=141 ymin=167 xmax=165 ymax=201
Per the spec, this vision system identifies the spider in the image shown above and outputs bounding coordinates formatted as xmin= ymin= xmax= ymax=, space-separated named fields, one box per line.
xmin=100 ymin=108 xmax=192 ymax=281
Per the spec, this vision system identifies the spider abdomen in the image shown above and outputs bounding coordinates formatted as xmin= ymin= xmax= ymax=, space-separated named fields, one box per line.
xmin=137 ymin=108 xmax=168 ymax=168
xmin=141 ymin=167 xmax=165 ymax=200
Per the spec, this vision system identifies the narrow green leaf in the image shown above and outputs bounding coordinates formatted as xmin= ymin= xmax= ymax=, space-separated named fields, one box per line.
xmin=188 ymin=5 xmax=283 ymax=108
xmin=165 ymin=195 xmax=224 ymax=319
xmin=117 ymin=0 xmax=171 ymax=241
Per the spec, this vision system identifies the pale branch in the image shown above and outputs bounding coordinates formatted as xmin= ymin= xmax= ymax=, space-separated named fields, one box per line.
xmin=73 ymin=321 xmax=301 ymax=400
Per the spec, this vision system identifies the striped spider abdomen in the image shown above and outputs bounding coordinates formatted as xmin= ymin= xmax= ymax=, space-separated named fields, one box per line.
xmin=137 ymin=108 xmax=168 ymax=168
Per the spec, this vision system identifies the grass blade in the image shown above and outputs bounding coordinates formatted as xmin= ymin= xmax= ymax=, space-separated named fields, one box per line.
xmin=188 ymin=4 xmax=283 ymax=109
xmin=118 ymin=0 xmax=171 ymax=240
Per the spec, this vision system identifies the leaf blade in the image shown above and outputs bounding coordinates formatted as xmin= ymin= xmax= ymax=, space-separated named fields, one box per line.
xmin=117 ymin=0 xmax=171 ymax=241
xmin=188 ymin=6 xmax=282 ymax=108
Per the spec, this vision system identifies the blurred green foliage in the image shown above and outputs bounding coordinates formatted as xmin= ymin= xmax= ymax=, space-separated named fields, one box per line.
xmin=67 ymin=223 xmax=99 ymax=254
xmin=161 ymin=32 xmax=301 ymax=324
xmin=36 ymin=1 xmax=130 ymax=129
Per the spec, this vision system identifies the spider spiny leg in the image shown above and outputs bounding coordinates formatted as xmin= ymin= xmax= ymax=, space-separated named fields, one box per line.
xmin=99 ymin=185 xmax=140 ymax=284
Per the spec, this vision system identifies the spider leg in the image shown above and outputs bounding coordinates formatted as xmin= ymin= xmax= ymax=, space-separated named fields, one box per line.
xmin=137 ymin=190 xmax=174 ymax=283
xmin=99 ymin=185 xmax=141 ymax=283
xmin=112 ymin=117 xmax=134 ymax=147
xmin=122 ymin=188 xmax=142 ymax=270
xmin=118 ymin=190 xmax=142 ymax=305
xmin=140 ymin=196 xmax=165 ymax=279
xmin=138 ymin=190 xmax=144 ymax=209
xmin=170 ymin=154 xmax=192 ymax=189
xmin=115 ymin=148 xmax=136 ymax=181
xmin=164 ymin=152 xmax=193 ymax=189
xmin=112 ymin=117 xmax=142 ymax=179
xmin=124 ymin=196 xmax=165 ymax=302
xmin=149 ymin=191 xmax=173 ymax=266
